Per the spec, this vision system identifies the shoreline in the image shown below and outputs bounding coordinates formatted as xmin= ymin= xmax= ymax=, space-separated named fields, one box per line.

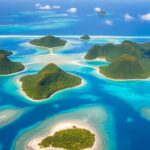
xmin=26 ymin=120 xmax=99 ymax=150
xmin=97 ymin=67 xmax=150 ymax=82
xmin=81 ymin=56 xmax=150 ymax=82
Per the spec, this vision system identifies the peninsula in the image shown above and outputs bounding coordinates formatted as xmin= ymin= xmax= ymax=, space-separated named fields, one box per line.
xmin=39 ymin=127 xmax=95 ymax=150
xmin=0 ymin=50 xmax=24 ymax=75
xmin=20 ymin=63 xmax=81 ymax=100
xmin=30 ymin=35 xmax=67 ymax=48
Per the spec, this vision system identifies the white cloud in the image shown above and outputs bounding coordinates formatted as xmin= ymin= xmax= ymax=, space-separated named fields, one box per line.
xmin=94 ymin=7 xmax=102 ymax=13
xmin=105 ymin=20 xmax=113 ymax=26
xmin=52 ymin=5 xmax=61 ymax=9
xmin=67 ymin=8 xmax=77 ymax=14
xmin=35 ymin=3 xmax=40 ymax=7
xmin=124 ymin=13 xmax=134 ymax=22
xmin=35 ymin=3 xmax=61 ymax=11
xmin=39 ymin=5 xmax=51 ymax=10
xmin=140 ymin=13 xmax=150 ymax=22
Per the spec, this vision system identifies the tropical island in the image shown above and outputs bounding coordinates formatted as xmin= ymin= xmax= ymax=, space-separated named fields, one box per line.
xmin=20 ymin=63 xmax=81 ymax=100
xmin=39 ymin=127 xmax=95 ymax=150
xmin=84 ymin=40 xmax=150 ymax=79
xmin=30 ymin=35 xmax=67 ymax=48
xmin=100 ymin=55 xmax=149 ymax=79
xmin=0 ymin=49 xmax=13 ymax=56
xmin=80 ymin=35 xmax=91 ymax=40
xmin=0 ymin=50 xmax=24 ymax=75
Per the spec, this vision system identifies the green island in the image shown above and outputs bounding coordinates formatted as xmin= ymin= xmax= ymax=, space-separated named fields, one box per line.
xmin=0 ymin=49 xmax=13 ymax=56
xmin=80 ymin=35 xmax=91 ymax=40
xmin=84 ymin=40 xmax=150 ymax=79
xmin=39 ymin=128 xmax=95 ymax=150
xmin=0 ymin=50 xmax=24 ymax=75
xmin=30 ymin=35 xmax=67 ymax=48
xmin=20 ymin=63 xmax=81 ymax=100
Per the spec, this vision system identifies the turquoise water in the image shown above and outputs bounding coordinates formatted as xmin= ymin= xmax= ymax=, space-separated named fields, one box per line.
xmin=0 ymin=37 xmax=150 ymax=150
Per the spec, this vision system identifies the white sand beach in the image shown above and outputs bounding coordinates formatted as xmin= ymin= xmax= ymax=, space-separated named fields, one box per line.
xmin=0 ymin=107 xmax=25 ymax=128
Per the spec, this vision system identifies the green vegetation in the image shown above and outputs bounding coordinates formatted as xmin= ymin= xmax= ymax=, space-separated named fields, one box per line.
xmin=100 ymin=55 xmax=149 ymax=79
xmin=39 ymin=128 xmax=95 ymax=150
xmin=30 ymin=35 xmax=67 ymax=48
xmin=0 ymin=54 xmax=24 ymax=75
xmin=20 ymin=63 xmax=81 ymax=100
xmin=80 ymin=35 xmax=91 ymax=40
xmin=84 ymin=40 xmax=143 ymax=62
xmin=0 ymin=49 xmax=13 ymax=56
xmin=85 ymin=40 xmax=150 ymax=79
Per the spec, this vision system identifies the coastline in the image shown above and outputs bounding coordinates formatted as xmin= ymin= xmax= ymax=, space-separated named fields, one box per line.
xmin=97 ymin=67 xmax=150 ymax=82
xmin=81 ymin=57 xmax=150 ymax=82
xmin=26 ymin=120 xmax=99 ymax=150
xmin=83 ymin=57 xmax=107 ymax=63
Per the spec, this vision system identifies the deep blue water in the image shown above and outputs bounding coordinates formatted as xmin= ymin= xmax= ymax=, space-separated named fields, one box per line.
xmin=0 ymin=37 xmax=150 ymax=150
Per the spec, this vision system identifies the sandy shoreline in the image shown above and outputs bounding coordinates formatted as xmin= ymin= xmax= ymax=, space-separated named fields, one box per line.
xmin=97 ymin=68 xmax=150 ymax=82
xmin=26 ymin=120 xmax=100 ymax=150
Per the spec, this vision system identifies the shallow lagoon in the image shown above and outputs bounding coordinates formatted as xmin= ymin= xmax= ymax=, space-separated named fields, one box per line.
xmin=0 ymin=36 xmax=150 ymax=150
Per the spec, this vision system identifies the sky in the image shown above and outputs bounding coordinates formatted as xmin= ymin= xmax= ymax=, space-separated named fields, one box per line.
xmin=0 ymin=0 xmax=150 ymax=36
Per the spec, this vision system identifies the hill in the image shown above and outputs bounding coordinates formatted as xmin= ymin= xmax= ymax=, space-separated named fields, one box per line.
xmin=100 ymin=55 xmax=149 ymax=79
xmin=30 ymin=35 xmax=67 ymax=48
xmin=84 ymin=40 xmax=142 ymax=62
xmin=20 ymin=63 xmax=81 ymax=100
xmin=0 ymin=49 xmax=13 ymax=56
xmin=80 ymin=35 xmax=91 ymax=40
xmin=0 ymin=54 xmax=24 ymax=75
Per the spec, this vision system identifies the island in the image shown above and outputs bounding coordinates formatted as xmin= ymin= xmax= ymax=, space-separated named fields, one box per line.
xmin=80 ymin=35 xmax=91 ymax=40
xmin=84 ymin=40 xmax=150 ymax=79
xmin=0 ymin=53 xmax=24 ymax=75
xmin=0 ymin=49 xmax=13 ymax=56
xmin=30 ymin=35 xmax=67 ymax=48
xmin=20 ymin=63 xmax=81 ymax=100
xmin=39 ymin=127 xmax=95 ymax=150
xmin=100 ymin=55 xmax=149 ymax=79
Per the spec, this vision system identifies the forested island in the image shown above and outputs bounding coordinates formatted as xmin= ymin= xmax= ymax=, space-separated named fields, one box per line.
xmin=84 ymin=41 xmax=150 ymax=79
xmin=0 ymin=50 xmax=24 ymax=75
xmin=80 ymin=35 xmax=91 ymax=40
xmin=0 ymin=49 xmax=13 ymax=56
xmin=30 ymin=35 xmax=67 ymax=48
xmin=39 ymin=128 xmax=95 ymax=150
xmin=20 ymin=63 xmax=81 ymax=100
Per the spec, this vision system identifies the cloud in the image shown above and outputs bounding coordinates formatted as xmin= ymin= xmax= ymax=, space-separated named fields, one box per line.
xmin=67 ymin=8 xmax=77 ymax=14
xmin=124 ymin=13 xmax=134 ymax=22
xmin=35 ymin=3 xmax=61 ymax=11
xmin=94 ymin=7 xmax=102 ymax=13
xmin=52 ymin=5 xmax=61 ymax=9
xmin=39 ymin=5 xmax=51 ymax=10
xmin=105 ymin=20 xmax=113 ymax=25
xmin=140 ymin=13 xmax=150 ymax=22
xmin=35 ymin=3 xmax=40 ymax=7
